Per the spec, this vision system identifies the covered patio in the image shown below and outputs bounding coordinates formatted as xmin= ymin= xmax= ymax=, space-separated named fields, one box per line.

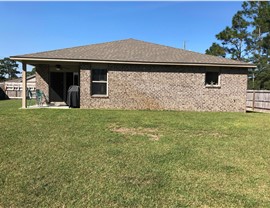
xmin=15 ymin=61 xmax=80 ymax=109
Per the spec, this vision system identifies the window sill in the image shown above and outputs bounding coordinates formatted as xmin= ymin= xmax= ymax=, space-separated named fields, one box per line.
xmin=91 ymin=95 xmax=109 ymax=98
xmin=205 ymin=85 xmax=221 ymax=89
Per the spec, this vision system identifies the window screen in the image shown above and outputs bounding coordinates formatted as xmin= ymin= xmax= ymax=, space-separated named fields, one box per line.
xmin=91 ymin=69 xmax=108 ymax=95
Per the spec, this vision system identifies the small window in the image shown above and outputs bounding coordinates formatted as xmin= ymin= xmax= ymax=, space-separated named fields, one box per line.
xmin=91 ymin=69 xmax=108 ymax=96
xmin=205 ymin=72 xmax=219 ymax=86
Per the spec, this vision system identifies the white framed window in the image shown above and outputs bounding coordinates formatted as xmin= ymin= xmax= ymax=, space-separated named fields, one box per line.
xmin=205 ymin=72 xmax=220 ymax=86
xmin=91 ymin=69 xmax=108 ymax=96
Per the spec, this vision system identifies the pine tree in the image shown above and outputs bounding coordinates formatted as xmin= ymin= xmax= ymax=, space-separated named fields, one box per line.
xmin=205 ymin=43 xmax=226 ymax=57
xmin=0 ymin=58 xmax=19 ymax=80
xmin=206 ymin=1 xmax=270 ymax=89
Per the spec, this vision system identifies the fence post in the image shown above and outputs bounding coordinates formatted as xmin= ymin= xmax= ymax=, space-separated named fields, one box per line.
xmin=252 ymin=90 xmax=256 ymax=111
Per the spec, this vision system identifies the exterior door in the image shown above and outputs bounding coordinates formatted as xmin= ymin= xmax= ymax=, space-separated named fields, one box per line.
xmin=50 ymin=72 xmax=64 ymax=102
xmin=49 ymin=71 xmax=79 ymax=103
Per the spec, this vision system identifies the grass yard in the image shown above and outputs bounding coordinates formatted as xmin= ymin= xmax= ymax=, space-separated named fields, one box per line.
xmin=0 ymin=100 xmax=270 ymax=207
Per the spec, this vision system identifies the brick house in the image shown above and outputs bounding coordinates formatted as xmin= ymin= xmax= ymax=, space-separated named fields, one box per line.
xmin=11 ymin=39 xmax=255 ymax=111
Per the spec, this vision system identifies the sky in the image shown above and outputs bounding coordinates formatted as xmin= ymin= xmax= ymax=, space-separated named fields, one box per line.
xmin=0 ymin=1 xmax=243 ymax=68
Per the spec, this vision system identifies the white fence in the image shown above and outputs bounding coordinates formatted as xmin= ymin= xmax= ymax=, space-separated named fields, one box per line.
xmin=3 ymin=82 xmax=36 ymax=98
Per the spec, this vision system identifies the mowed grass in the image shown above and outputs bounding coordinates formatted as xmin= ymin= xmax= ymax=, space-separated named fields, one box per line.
xmin=0 ymin=100 xmax=270 ymax=207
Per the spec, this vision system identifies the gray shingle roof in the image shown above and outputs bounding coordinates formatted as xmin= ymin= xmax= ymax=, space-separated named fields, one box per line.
xmin=11 ymin=38 xmax=254 ymax=67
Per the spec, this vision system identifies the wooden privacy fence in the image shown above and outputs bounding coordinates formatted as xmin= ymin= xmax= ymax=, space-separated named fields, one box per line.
xmin=246 ymin=90 xmax=270 ymax=111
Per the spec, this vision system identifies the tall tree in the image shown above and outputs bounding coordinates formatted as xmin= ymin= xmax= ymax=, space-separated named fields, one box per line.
xmin=216 ymin=11 xmax=250 ymax=61
xmin=27 ymin=67 xmax=36 ymax=77
xmin=206 ymin=1 xmax=270 ymax=89
xmin=205 ymin=43 xmax=226 ymax=57
xmin=242 ymin=2 xmax=270 ymax=68
xmin=242 ymin=1 xmax=270 ymax=89
xmin=0 ymin=68 xmax=5 ymax=81
xmin=0 ymin=58 xmax=19 ymax=80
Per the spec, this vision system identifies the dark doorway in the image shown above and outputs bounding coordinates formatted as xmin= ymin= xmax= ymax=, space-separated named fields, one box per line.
xmin=50 ymin=71 xmax=79 ymax=103
xmin=50 ymin=72 xmax=64 ymax=102
xmin=66 ymin=72 xmax=74 ymax=95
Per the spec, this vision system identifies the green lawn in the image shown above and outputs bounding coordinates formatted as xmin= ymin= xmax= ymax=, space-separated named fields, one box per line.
xmin=0 ymin=100 xmax=270 ymax=207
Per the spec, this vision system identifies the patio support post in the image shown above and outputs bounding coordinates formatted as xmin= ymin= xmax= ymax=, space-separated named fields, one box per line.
xmin=22 ymin=62 xmax=27 ymax=109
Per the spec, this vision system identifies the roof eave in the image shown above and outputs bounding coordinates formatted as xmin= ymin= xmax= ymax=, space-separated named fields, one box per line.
xmin=10 ymin=56 xmax=256 ymax=68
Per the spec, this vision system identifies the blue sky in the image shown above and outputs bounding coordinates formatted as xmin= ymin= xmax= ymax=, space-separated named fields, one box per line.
xmin=0 ymin=1 xmax=243 ymax=60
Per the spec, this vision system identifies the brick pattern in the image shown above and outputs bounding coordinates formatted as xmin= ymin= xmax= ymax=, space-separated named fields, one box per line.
xmin=80 ymin=68 xmax=91 ymax=105
xmin=36 ymin=64 xmax=49 ymax=102
xmin=80 ymin=64 xmax=247 ymax=112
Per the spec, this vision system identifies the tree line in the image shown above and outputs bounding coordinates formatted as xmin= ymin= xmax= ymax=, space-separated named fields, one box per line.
xmin=0 ymin=58 xmax=35 ymax=82
xmin=206 ymin=1 xmax=270 ymax=90
xmin=0 ymin=58 xmax=19 ymax=81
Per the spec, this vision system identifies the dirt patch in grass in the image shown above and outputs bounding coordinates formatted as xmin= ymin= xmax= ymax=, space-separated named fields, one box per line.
xmin=109 ymin=124 xmax=161 ymax=141
xmin=192 ymin=130 xmax=227 ymax=138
